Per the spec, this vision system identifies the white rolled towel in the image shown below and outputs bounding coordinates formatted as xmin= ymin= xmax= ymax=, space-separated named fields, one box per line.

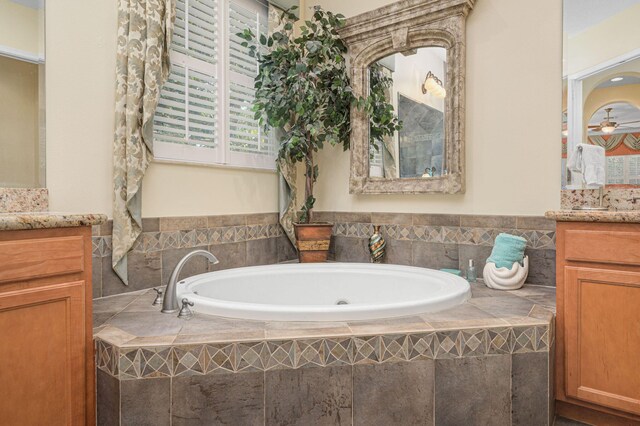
xmin=483 ymin=256 xmax=529 ymax=290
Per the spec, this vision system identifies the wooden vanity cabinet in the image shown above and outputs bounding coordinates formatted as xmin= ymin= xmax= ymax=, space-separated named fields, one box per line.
xmin=556 ymin=221 xmax=640 ymax=425
xmin=0 ymin=226 xmax=95 ymax=426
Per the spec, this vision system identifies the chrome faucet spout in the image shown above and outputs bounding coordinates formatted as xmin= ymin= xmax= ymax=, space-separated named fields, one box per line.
xmin=161 ymin=249 xmax=219 ymax=314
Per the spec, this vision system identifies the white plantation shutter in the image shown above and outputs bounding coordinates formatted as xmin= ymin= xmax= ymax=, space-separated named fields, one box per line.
xmin=187 ymin=69 xmax=218 ymax=144
xmin=154 ymin=64 xmax=187 ymax=143
xmin=188 ymin=0 xmax=218 ymax=64
xmin=369 ymin=144 xmax=383 ymax=177
xmin=227 ymin=0 xmax=275 ymax=167
xmin=154 ymin=0 xmax=220 ymax=157
xmin=153 ymin=0 xmax=275 ymax=169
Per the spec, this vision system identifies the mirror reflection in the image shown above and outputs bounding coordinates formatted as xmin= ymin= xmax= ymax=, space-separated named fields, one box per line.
xmin=369 ymin=47 xmax=447 ymax=179
xmin=0 ymin=0 xmax=46 ymax=188
xmin=562 ymin=0 xmax=640 ymax=189
xmin=588 ymin=101 xmax=640 ymax=185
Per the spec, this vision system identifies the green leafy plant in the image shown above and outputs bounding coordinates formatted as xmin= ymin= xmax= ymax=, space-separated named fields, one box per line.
xmin=368 ymin=63 xmax=400 ymax=157
xmin=240 ymin=6 xmax=400 ymax=223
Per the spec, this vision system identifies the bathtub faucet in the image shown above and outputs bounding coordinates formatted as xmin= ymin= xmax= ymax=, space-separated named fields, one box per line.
xmin=161 ymin=250 xmax=219 ymax=314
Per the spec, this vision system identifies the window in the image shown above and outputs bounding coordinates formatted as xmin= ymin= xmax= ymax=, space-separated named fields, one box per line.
xmin=153 ymin=0 xmax=276 ymax=170
xmin=606 ymin=155 xmax=640 ymax=185
xmin=606 ymin=156 xmax=624 ymax=184
xmin=628 ymin=155 xmax=640 ymax=185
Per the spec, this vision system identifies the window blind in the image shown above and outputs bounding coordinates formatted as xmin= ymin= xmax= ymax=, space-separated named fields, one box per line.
xmin=154 ymin=0 xmax=276 ymax=168
xmin=154 ymin=0 xmax=219 ymax=149
xmin=606 ymin=157 xmax=624 ymax=184
xmin=628 ymin=155 xmax=640 ymax=185
xmin=228 ymin=0 xmax=274 ymax=158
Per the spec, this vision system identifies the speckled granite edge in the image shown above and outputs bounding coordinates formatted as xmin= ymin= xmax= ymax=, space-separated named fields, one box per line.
xmin=561 ymin=188 xmax=640 ymax=211
xmin=545 ymin=210 xmax=640 ymax=223
xmin=0 ymin=188 xmax=49 ymax=213
xmin=0 ymin=212 xmax=107 ymax=231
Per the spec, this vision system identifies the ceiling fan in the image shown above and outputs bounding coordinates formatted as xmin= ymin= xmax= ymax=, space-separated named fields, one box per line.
xmin=588 ymin=107 xmax=640 ymax=134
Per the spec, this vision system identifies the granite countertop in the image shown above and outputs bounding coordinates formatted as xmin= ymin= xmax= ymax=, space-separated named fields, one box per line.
xmin=0 ymin=212 xmax=107 ymax=231
xmin=545 ymin=209 xmax=640 ymax=223
xmin=93 ymin=282 xmax=555 ymax=348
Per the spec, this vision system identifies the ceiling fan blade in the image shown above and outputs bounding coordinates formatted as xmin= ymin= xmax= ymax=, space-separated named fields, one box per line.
xmin=588 ymin=125 xmax=601 ymax=129
xmin=619 ymin=120 xmax=640 ymax=125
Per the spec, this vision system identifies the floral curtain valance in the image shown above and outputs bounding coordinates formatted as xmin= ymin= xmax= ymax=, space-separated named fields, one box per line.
xmin=112 ymin=0 xmax=175 ymax=284
xmin=588 ymin=134 xmax=625 ymax=151
xmin=589 ymin=133 xmax=640 ymax=152
xmin=623 ymin=133 xmax=640 ymax=150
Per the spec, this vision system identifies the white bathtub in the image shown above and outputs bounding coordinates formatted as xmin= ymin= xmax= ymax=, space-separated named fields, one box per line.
xmin=175 ymin=263 xmax=471 ymax=321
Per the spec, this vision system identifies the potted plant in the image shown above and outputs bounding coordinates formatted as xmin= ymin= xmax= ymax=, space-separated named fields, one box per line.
xmin=240 ymin=6 xmax=399 ymax=262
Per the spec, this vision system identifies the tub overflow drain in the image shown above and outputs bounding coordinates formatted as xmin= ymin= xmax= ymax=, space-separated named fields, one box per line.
xmin=336 ymin=300 xmax=349 ymax=305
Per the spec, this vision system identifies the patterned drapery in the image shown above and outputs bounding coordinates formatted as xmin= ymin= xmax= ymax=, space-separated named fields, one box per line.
xmin=588 ymin=134 xmax=625 ymax=151
xmin=269 ymin=5 xmax=297 ymax=245
xmin=112 ymin=0 xmax=175 ymax=284
xmin=278 ymin=157 xmax=297 ymax=245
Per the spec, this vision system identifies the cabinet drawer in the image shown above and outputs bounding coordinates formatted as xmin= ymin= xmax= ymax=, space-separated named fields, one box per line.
xmin=564 ymin=230 xmax=640 ymax=265
xmin=0 ymin=236 xmax=85 ymax=283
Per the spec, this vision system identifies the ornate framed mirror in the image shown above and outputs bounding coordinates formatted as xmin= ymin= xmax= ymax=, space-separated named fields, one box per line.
xmin=341 ymin=0 xmax=476 ymax=194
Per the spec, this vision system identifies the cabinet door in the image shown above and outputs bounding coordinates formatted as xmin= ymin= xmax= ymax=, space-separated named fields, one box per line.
xmin=564 ymin=267 xmax=640 ymax=415
xmin=0 ymin=281 xmax=86 ymax=426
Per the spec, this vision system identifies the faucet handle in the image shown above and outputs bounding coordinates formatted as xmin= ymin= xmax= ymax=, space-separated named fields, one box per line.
xmin=152 ymin=288 xmax=164 ymax=306
xmin=178 ymin=298 xmax=195 ymax=319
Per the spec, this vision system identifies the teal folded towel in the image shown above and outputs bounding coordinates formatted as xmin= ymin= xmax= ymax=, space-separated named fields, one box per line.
xmin=440 ymin=268 xmax=462 ymax=276
xmin=487 ymin=233 xmax=527 ymax=269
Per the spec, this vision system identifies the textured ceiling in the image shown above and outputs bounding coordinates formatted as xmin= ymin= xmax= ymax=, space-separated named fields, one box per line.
xmin=588 ymin=102 xmax=640 ymax=134
xmin=564 ymin=0 xmax=640 ymax=36
xmin=9 ymin=0 xmax=43 ymax=10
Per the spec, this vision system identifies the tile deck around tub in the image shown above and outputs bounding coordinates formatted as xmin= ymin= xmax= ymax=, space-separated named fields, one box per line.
xmin=93 ymin=282 xmax=555 ymax=380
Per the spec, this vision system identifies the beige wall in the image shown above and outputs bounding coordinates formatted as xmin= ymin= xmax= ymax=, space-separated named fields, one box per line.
xmin=0 ymin=0 xmax=43 ymax=57
xmin=45 ymin=0 xmax=278 ymax=218
xmin=0 ymin=55 xmax=40 ymax=187
xmin=566 ymin=4 xmax=640 ymax=76
xmin=309 ymin=0 xmax=562 ymax=215
xmin=46 ymin=0 xmax=562 ymax=218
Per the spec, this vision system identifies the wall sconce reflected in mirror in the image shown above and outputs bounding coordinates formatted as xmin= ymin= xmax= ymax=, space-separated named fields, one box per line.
xmin=422 ymin=71 xmax=446 ymax=98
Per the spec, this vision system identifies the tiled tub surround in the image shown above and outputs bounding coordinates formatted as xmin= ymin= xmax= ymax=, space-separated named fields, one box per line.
xmin=322 ymin=212 xmax=557 ymax=286
xmin=91 ymin=213 xmax=298 ymax=298
xmin=91 ymin=211 xmax=556 ymax=297
xmin=94 ymin=284 xmax=555 ymax=425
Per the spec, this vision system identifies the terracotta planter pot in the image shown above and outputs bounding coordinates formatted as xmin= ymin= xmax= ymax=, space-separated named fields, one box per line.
xmin=293 ymin=222 xmax=333 ymax=263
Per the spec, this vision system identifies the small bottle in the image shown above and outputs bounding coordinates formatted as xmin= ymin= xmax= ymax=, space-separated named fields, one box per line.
xmin=467 ymin=259 xmax=477 ymax=282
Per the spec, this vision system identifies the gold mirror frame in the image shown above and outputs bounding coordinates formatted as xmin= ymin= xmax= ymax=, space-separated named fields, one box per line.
xmin=341 ymin=0 xmax=476 ymax=194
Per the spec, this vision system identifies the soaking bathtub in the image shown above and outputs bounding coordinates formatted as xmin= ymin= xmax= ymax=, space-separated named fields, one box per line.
xmin=175 ymin=263 xmax=471 ymax=321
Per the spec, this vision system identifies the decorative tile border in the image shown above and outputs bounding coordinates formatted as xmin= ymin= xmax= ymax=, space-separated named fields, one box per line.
xmin=92 ymin=213 xmax=556 ymax=257
xmin=96 ymin=324 xmax=551 ymax=380
xmin=92 ymin=223 xmax=283 ymax=258
xmin=333 ymin=223 xmax=556 ymax=250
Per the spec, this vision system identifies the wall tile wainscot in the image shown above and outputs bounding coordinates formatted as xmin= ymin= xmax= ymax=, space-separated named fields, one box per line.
xmin=90 ymin=212 xmax=556 ymax=298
